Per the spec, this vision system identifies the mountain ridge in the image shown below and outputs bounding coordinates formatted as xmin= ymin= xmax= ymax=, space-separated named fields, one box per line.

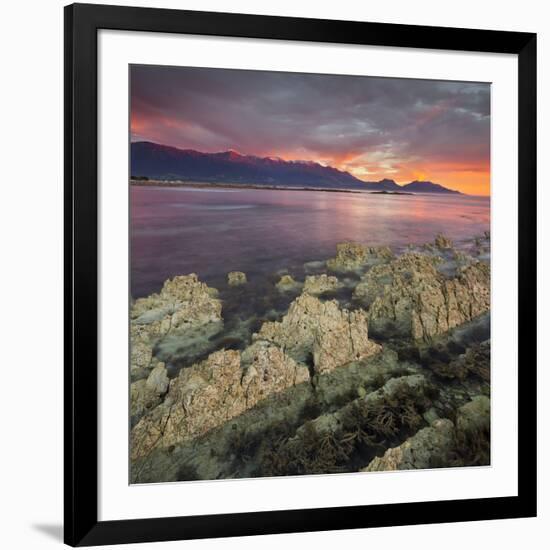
xmin=131 ymin=141 xmax=462 ymax=194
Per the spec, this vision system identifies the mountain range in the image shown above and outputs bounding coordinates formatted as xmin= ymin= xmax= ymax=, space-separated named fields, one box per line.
xmin=131 ymin=141 xmax=462 ymax=194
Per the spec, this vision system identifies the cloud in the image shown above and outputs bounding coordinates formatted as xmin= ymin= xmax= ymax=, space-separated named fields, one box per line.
xmin=130 ymin=65 xmax=490 ymax=193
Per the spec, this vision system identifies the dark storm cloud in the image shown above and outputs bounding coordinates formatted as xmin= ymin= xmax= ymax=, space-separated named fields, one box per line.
xmin=130 ymin=65 xmax=490 ymax=189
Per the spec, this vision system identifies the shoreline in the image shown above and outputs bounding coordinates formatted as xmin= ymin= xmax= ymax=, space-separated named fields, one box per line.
xmin=130 ymin=179 xmax=366 ymax=194
xmin=130 ymin=234 xmax=491 ymax=482
xmin=129 ymin=179 xmax=489 ymax=197
xmin=130 ymin=179 xmax=476 ymax=196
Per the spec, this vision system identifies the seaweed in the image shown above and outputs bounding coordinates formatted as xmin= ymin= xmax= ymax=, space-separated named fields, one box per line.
xmin=451 ymin=423 xmax=490 ymax=467
xmin=259 ymin=382 xmax=432 ymax=477
xmin=260 ymin=423 xmax=355 ymax=476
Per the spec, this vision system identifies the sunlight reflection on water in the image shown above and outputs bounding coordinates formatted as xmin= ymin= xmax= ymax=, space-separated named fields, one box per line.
xmin=131 ymin=186 xmax=490 ymax=297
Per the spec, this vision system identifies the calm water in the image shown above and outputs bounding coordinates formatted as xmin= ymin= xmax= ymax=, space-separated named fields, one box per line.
xmin=131 ymin=186 xmax=490 ymax=298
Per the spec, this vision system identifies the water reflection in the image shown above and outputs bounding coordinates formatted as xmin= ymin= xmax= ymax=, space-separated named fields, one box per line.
xmin=131 ymin=186 xmax=490 ymax=298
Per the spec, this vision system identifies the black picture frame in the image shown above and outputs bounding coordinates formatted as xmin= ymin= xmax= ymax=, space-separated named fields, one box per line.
xmin=64 ymin=2 xmax=537 ymax=546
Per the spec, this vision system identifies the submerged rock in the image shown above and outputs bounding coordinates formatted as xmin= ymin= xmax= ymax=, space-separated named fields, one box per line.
xmin=130 ymin=274 xmax=222 ymax=378
xmin=131 ymin=345 xmax=310 ymax=460
xmin=275 ymin=274 xmax=301 ymax=292
xmin=364 ymin=418 xmax=456 ymax=471
xmin=303 ymin=274 xmax=339 ymax=295
xmin=227 ymin=271 xmax=247 ymax=286
xmin=354 ymin=253 xmax=490 ymax=342
xmin=254 ymin=293 xmax=381 ymax=374
xmin=327 ymin=242 xmax=393 ymax=271
xmin=434 ymin=233 xmax=454 ymax=249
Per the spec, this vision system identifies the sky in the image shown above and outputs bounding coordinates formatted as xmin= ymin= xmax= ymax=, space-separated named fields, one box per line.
xmin=131 ymin=65 xmax=490 ymax=195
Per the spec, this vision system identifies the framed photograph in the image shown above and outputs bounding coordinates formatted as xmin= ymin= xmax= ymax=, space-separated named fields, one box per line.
xmin=64 ymin=3 xmax=537 ymax=546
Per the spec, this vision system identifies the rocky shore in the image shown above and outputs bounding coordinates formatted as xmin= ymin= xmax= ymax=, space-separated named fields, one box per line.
xmin=130 ymin=232 xmax=491 ymax=483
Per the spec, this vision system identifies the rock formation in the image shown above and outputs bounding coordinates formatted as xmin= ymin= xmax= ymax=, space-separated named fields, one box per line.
xmin=130 ymin=274 xmax=222 ymax=379
xmin=130 ymin=362 xmax=169 ymax=419
xmin=227 ymin=271 xmax=247 ymax=286
xmin=241 ymin=341 xmax=310 ymax=407
xmin=275 ymin=274 xmax=301 ymax=292
xmin=254 ymin=293 xmax=381 ymax=374
xmin=303 ymin=274 xmax=339 ymax=295
xmin=327 ymin=242 xmax=393 ymax=271
xmin=131 ymin=345 xmax=310 ymax=460
xmin=364 ymin=418 xmax=455 ymax=471
xmin=354 ymin=253 xmax=490 ymax=341
xmin=434 ymin=233 xmax=453 ymax=249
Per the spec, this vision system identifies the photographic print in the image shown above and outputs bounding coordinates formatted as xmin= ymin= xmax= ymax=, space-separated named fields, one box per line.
xmin=129 ymin=65 xmax=491 ymax=484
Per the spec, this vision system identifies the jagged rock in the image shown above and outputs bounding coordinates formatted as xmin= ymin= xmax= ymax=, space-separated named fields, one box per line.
xmin=363 ymin=418 xmax=455 ymax=471
xmin=254 ymin=293 xmax=381 ymax=374
xmin=354 ymin=253 xmax=490 ymax=342
xmin=132 ymin=274 xmax=221 ymax=334
xmin=275 ymin=274 xmax=301 ymax=292
xmin=130 ymin=362 xmax=169 ymax=419
xmin=131 ymin=350 xmax=411 ymax=483
xmin=313 ymin=308 xmax=380 ymax=374
xmin=303 ymin=274 xmax=339 ymax=295
xmin=241 ymin=341 xmax=310 ymax=407
xmin=130 ymin=274 xmax=222 ymax=377
xmin=434 ymin=233 xmax=453 ymax=249
xmin=131 ymin=345 xmax=310 ymax=460
xmin=327 ymin=242 xmax=393 ymax=271
xmin=227 ymin=271 xmax=247 ymax=286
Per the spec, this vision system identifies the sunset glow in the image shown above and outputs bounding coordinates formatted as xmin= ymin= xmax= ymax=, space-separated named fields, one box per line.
xmin=131 ymin=66 xmax=490 ymax=195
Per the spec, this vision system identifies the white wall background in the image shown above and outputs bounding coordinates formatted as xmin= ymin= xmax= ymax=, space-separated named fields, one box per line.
xmin=0 ymin=0 xmax=547 ymax=548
